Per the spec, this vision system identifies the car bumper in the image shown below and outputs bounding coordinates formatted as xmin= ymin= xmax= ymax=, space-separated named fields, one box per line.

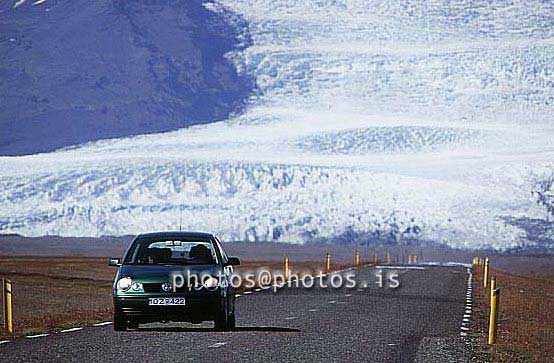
xmin=114 ymin=294 xmax=221 ymax=323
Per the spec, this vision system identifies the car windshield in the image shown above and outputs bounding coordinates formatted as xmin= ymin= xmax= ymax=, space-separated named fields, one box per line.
xmin=124 ymin=238 xmax=218 ymax=265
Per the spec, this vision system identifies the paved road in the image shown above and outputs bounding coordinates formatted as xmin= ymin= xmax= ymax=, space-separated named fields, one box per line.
xmin=0 ymin=265 xmax=472 ymax=362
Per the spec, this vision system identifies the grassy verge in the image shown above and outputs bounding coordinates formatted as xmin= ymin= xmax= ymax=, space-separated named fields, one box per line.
xmin=473 ymin=264 xmax=554 ymax=363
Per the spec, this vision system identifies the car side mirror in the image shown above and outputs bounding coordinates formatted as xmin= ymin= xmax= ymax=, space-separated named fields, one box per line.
xmin=108 ymin=258 xmax=121 ymax=267
xmin=226 ymin=257 xmax=240 ymax=266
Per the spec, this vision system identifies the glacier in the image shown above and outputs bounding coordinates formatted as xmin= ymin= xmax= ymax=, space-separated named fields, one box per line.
xmin=1 ymin=0 xmax=554 ymax=250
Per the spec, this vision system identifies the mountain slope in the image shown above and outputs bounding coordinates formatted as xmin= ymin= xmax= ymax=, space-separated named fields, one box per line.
xmin=0 ymin=0 xmax=254 ymax=155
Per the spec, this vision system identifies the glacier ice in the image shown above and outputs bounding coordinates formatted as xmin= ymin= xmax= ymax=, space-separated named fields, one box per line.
xmin=1 ymin=0 xmax=554 ymax=250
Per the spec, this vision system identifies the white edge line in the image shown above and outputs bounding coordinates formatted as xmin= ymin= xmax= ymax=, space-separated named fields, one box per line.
xmin=26 ymin=334 xmax=49 ymax=339
xmin=0 ymin=340 xmax=10 ymax=345
xmin=93 ymin=321 xmax=112 ymax=326
xmin=60 ymin=327 xmax=83 ymax=333
xmin=208 ymin=342 xmax=227 ymax=348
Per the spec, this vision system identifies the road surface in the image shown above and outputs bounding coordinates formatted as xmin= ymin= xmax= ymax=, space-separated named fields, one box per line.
xmin=0 ymin=265 xmax=473 ymax=362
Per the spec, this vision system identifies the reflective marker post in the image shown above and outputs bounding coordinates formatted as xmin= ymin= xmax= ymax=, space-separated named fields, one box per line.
xmin=284 ymin=256 xmax=290 ymax=281
xmin=488 ymin=288 xmax=501 ymax=345
xmin=490 ymin=275 xmax=496 ymax=300
xmin=2 ymin=278 xmax=13 ymax=335
xmin=483 ymin=257 xmax=489 ymax=288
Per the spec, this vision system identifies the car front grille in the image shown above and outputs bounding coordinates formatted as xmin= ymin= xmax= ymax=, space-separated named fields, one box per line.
xmin=142 ymin=283 xmax=190 ymax=293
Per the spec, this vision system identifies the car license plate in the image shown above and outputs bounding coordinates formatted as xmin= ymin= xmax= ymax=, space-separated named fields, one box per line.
xmin=148 ymin=297 xmax=185 ymax=306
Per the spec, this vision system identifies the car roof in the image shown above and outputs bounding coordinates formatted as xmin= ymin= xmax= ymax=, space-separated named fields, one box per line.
xmin=136 ymin=231 xmax=215 ymax=239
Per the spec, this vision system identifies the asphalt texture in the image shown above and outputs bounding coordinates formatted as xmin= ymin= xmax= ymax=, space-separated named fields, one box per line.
xmin=0 ymin=265 xmax=471 ymax=362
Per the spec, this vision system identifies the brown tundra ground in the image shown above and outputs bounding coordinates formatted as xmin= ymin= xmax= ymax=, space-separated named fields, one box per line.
xmin=1 ymin=235 xmax=553 ymax=363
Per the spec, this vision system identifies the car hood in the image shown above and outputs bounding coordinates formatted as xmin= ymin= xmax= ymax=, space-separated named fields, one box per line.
xmin=117 ymin=264 xmax=220 ymax=281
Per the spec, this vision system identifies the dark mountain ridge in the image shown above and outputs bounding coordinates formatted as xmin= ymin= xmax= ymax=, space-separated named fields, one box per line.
xmin=0 ymin=0 xmax=255 ymax=155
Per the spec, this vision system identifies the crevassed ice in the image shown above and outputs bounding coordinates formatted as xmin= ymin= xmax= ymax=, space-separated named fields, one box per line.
xmin=1 ymin=0 xmax=554 ymax=250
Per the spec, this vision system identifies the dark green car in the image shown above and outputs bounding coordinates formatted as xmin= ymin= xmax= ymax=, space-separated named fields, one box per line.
xmin=109 ymin=231 xmax=240 ymax=331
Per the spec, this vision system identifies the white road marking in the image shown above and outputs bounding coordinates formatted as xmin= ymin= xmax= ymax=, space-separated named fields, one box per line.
xmin=261 ymin=286 xmax=271 ymax=290
xmin=284 ymin=316 xmax=297 ymax=320
xmin=345 ymin=294 xmax=352 ymax=297
xmin=26 ymin=334 xmax=49 ymax=339
xmin=243 ymin=291 xmax=252 ymax=295
xmin=208 ymin=342 xmax=227 ymax=348
xmin=93 ymin=321 xmax=112 ymax=327
xmin=60 ymin=327 xmax=83 ymax=333
xmin=254 ymin=288 xmax=262 ymax=292
xmin=235 ymin=294 xmax=241 ymax=298
xmin=308 ymin=309 xmax=318 ymax=312
xmin=328 ymin=300 xmax=337 ymax=304
xmin=460 ymin=270 xmax=473 ymax=337
xmin=0 ymin=340 xmax=10 ymax=345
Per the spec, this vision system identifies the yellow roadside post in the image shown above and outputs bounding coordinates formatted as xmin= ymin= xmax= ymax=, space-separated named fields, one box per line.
xmin=408 ymin=255 xmax=412 ymax=264
xmin=2 ymin=278 xmax=14 ymax=335
xmin=284 ymin=256 xmax=290 ymax=281
xmin=354 ymin=250 xmax=360 ymax=267
xmin=325 ymin=253 xmax=331 ymax=272
xmin=386 ymin=251 xmax=391 ymax=265
xmin=490 ymin=275 xmax=496 ymax=298
xmin=413 ymin=255 xmax=417 ymax=264
xmin=373 ymin=253 xmax=378 ymax=265
xmin=488 ymin=287 xmax=501 ymax=345
xmin=483 ymin=257 xmax=489 ymax=288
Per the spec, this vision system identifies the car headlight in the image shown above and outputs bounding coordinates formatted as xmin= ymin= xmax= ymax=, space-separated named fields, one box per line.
xmin=117 ymin=277 xmax=132 ymax=291
xmin=203 ymin=276 xmax=219 ymax=289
